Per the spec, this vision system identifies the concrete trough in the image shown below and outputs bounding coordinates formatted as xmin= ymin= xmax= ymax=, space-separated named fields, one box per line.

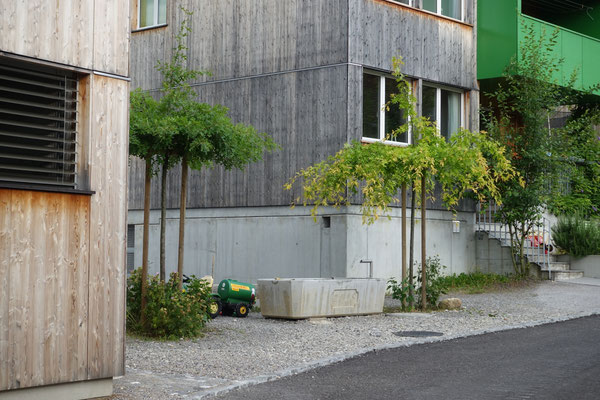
xmin=257 ymin=278 xmax=386 ymax=319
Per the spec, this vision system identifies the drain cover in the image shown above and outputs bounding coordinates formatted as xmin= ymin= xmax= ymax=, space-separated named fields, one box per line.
xmin=393 ymin=330 xmax=444 ymax=337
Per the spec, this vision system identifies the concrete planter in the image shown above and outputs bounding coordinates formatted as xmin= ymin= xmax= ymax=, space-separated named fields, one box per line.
xmin=257 ymin=278 xmax=386 ymax=319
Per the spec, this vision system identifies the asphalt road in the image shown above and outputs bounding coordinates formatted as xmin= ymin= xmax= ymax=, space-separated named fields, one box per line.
xmin=216 ymin=315 xmax=600 ymax=400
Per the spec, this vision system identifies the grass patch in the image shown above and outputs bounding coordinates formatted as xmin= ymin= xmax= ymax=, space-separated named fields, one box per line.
xmin=439 ymin=272 xmax=531 ymax=294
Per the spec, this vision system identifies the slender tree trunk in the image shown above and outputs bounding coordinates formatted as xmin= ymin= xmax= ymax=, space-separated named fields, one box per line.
xmin=177 ymin=155 xmax=188 ymax=289
xmin=409 ymin=182 xmax=416 ymax=308
xmin=421 ymin=173 xmax=427 ymax=309
xmin=401 ymin=183 xmax=407 ymax=308
xmin=141 ymin=159 xmax=152 ymax=326
xmin=160 ymin=156 xmax=169 ymax=282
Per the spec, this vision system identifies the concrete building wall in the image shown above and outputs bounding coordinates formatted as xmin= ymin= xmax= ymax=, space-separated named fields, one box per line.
xmin=128 ymin=206 xmax=477 ymax=283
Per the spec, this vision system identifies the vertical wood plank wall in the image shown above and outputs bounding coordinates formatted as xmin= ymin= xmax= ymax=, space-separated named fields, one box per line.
xmin=0 ymin=76 xmax=129 ymax=391
xmin=0 ymin=191 xmax=90 ymax=390
xmin=0 ymin=0 xmax=129 ymax=392
xmin=0 ymin=0 xmax=129 ymax=77
xmin=128 ymin=0 xmax=477 ymax=213
xmin=87 ymin=75 xmax=129 ymax=380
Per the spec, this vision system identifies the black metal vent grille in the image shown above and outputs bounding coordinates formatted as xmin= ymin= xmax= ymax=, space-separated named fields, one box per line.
xmin=0 ymin=61 xmax=78 ymax=187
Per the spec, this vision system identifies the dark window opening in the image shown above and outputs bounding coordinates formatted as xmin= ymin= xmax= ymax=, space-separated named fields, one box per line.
xmin=127 ymin=224 xmax=135 ymax=274
xmin=362 ymin=74 xmax=380 ymax=139
xmin=521 ymin=0 xmax=600 ymax=40
xmin=0 ymin=58 xmax=79 ymax=188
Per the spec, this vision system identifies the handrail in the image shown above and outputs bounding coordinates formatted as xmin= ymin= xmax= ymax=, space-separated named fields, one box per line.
xmin=476 ymin=201 xmax=553 ymax=279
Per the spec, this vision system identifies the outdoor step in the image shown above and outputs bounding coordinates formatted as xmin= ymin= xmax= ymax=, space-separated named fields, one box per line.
xmin=527 ymin=254 xmax=559 ymax=263
xmin=533 ymin=261 xmax=569 ymax=271
xmin=547 ymin=270 xmax=584 ymax=281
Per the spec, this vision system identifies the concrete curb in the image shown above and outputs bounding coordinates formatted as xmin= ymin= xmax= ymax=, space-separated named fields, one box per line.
xmin=195 ymin=310 xmax=600 ymax=399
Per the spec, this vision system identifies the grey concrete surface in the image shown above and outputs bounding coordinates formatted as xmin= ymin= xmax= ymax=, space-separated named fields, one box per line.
xmin=127 ymin=206 xmax=477 ymax=284
xmin=112 ymin=281 xmax=600 ymax=399
xmin=215 ymin=315 xmax=600 ymax=400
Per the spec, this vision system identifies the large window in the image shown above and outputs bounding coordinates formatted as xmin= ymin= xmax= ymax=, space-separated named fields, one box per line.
xmin=139 ymin=0 xmax=167 ymax=29
xmin=422 ymin=84 xmax=463 ymax=140
xmin=0 ymin=58 xmax=80 ymax=188
xmin=423 ymin=0 xmax=463 ymax=21
xmin=362 ymin=73 xmax=410 ymax=145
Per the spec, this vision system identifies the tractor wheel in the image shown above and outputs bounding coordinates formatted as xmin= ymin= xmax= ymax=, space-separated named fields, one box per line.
xmin=235 ymin=303 xmax=249 ymax=318
xmin=221 ymin=304 xmax=234 ymax=316
xmin=208 ymin=299 xmax=222 ymax=319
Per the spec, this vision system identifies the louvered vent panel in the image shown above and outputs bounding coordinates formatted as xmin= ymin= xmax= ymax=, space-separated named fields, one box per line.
xmin=0 ymin=62 xmax=78 ymax=187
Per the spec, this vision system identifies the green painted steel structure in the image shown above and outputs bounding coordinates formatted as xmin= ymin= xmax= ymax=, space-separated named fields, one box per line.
xmin=478 ymin=0 xmax=600 ymax=93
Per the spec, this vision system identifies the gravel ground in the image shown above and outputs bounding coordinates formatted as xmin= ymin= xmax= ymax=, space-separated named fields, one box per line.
xmin=112 ymin=280 xmax=600 ymax=399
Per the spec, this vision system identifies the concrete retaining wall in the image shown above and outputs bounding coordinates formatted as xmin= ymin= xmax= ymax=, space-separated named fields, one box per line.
xmin=559 ymin=255 xmax=600 ymax=278
xmin=127 ymin=206 xmax=478 ymax=283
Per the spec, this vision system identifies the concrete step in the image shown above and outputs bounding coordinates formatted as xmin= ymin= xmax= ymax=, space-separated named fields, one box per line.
xmin=545 ymin=270 xmax=584 ymax=281
xmin=534 ymin=261 xmax=570 ymax=271
xmin=527 ymin=254 xmax=559 ymax=264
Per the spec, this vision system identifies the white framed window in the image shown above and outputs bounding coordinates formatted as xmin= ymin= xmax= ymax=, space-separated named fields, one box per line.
xmin=422 ymin=83 xmax=464 ymax=140
xmin=422 ymin=0 xmax=464 ymax=21
xmin=139 ymin=0 xmax=167 ymax=29
xmin=362 ymin=72 xmax=411 ymax=146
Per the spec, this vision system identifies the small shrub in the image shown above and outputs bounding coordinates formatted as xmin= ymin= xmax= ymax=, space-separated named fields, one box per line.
xmin=415 ymin=256 xmax=449 ymax=309
xmin=439 ymin=272 xmax=518 ymax=294
xmin=127 ymin=269 xmax=213 ymax=340
xmin=388 ymin=256 xmax=448 ymax=311
xmin=552 ymin=214 xmax=600 ymax=258
xmin=387 ymin=276 xmax=415 ymax=312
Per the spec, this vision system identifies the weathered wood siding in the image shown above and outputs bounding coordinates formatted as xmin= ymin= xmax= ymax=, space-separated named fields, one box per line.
xmin=349 ymin=0 xmax=477 ymax=89
xmin=129 ymin=66 xmax=349 ymax=210
xmin=128 ymin=0 xmax=477 ymax=212
xmin=0 ymin=0 xmax=129 ymax=76
xmin=0 ymin=74 xmax=129 ymax=392
xmin=0 ymin=0 xmax=129 ymax=392
xmin=87 ymin=75 xmax=129 ymax=380
xmin=130 ymin=0 xmax=349 ymax=90
xmin=0 ymin=190 xmax=90 ymax=390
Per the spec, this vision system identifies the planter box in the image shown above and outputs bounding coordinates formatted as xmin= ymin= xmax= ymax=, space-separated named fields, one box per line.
xmin=257 ymin=278 xmax=386 ymax=319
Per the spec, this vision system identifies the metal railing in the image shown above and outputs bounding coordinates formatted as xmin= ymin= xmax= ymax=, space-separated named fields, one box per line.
xmin=476 ymin=202 xmax=553 ymax=279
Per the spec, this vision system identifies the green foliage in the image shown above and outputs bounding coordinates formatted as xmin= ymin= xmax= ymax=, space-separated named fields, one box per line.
xmin=285 ymin=58 xmax=514 ymax=224
xmin=129 ymin=8 xmax=277 ymax=172
xmin=388 ymin=256 xmax=449 ymax=310
xmin=481 ymin=22 xmax=600 ymax=275
xmin=415 ymin=256 xmax=448 ymax=309
xmin=438 ymin=272 xmax=522 ymax=294
xmin=127 ymin=269 xmax=213 ymax=340
xmin=551 ymin=215 xmax=600 ymax=257
xmin=386 ymin=276 xmax=415 ymax=312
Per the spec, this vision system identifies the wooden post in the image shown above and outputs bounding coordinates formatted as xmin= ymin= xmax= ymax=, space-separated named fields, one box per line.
xmin=421 ymin=173 xmax=427 ymax=309
xmin=141 ymin=159 xmax=151 ymax=325
xmin=160 ymin=157 xmax=168 ymax=282
xmin=177 ymin=156 xmax=188 ymax=289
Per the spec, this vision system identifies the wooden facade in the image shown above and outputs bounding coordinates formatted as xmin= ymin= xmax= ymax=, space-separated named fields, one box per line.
xmin=128 ymin=0 xmax=478 ymax=212
xmin=0 ymin=0 xmax=129 ymax=395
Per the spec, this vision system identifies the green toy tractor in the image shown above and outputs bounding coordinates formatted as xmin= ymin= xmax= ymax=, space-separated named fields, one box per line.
xmin=209 ymin=279 xmax=256 ymax=319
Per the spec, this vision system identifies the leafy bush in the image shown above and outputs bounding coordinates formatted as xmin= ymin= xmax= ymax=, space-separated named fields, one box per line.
xmin=438 ymin=272 xmax=522 ymax=294
xmin=388 ymin=256 xmax=449 ymax=310
xmin=552 ymin=214 xmax=600 ymax=258
xmin=127 ymin=269 xmax=213 ymax=339
xmin=387 ymin=276 xmax=415 ymax=312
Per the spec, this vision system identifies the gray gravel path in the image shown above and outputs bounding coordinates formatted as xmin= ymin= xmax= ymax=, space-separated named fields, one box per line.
xmin=112 ymin=280 xmax=600 ymax=400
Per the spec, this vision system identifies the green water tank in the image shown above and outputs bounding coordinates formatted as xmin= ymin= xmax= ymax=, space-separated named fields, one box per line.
xmin=217 ymin=279 xmax=256 ymax=305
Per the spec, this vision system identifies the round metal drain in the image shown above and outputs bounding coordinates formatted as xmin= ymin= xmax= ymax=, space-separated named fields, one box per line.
xmin=393 ymin=330 xmax=444 ymax=338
